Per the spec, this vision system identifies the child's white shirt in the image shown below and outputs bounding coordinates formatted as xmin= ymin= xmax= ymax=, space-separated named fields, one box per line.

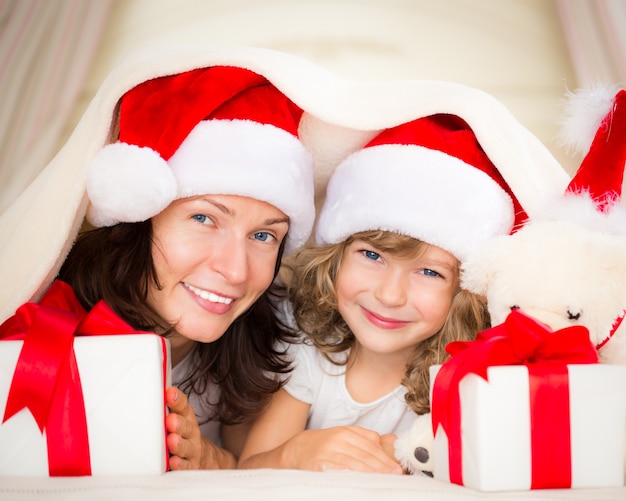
xmin=283 ymin=340 xmax=416 ymax=435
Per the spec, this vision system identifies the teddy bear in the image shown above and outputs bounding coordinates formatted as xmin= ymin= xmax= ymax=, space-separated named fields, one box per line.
xmin=394 ymin=85 xmax=626 ymax=476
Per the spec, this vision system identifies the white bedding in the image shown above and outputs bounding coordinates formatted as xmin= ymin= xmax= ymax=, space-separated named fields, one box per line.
xmin=0 ymin=470 xmax=624 ymax=500
xmin=0 ymin=44 xmax=570 ymax=323
xmin=0 ymin=45 xmax=611 ymax=500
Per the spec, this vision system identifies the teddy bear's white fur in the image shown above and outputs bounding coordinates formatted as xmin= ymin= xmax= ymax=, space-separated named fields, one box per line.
xmin=394 ymin=201 xmax=626 ymax=475
xmin=463 ymin=217 xmax=626 ymax=364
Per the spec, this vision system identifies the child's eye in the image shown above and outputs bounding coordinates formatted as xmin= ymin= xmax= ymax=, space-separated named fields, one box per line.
xmin=421 ymin=268 xmax=442 ymax=278
xmin=253 ymin=231 xmax=276 ymax=243
xmin=363 ymin=249 xmax=381 ymax=261
xmin=192 ymin=214 xmax=213 ymax=225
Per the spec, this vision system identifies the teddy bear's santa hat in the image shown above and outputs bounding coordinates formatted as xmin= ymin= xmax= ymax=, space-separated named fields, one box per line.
xmin=541 ymin=86 xmax=626 ymax=233
xmin=565 ymin=88 xmax=626 ymax=209
xmin=86 ymin=65 xmax=315 ymax=254
xmin=315 ymin=114 xmax=528 ymax=262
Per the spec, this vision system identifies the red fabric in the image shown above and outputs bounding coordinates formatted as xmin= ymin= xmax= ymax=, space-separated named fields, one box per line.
xmin=529 ymin=365 xmax=571 ymax=488
xmin=431 ymin=310 xmax=598 ymax=488
xmin=567 ymin=89 xmax=626 ymax=212
xmin=365 ymin=114 xmax=528 ymax=231
xmin=118 ymin=66 xmax=303 ymax=160
xmin=0 ymin=280 xmax=147 ymax=476
xmin=597 ymin=310 xmax=625 ymax=350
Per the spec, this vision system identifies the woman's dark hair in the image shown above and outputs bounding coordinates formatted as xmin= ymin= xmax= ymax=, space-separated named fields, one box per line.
xmin=59 ymin=221 xmax=296 ymax=424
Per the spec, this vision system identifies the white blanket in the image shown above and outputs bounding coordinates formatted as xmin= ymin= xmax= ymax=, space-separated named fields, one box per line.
xmin=0 ymin=45 xmax=599 ymax=499
xmin=0 ymin=43 xmax=569 ymax=323
xmin=1 ymin=470 xmax=624 ymax=500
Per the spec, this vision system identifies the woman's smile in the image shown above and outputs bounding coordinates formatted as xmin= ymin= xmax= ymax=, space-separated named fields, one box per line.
xmin=183 ymin=282 xmax=234 ymax=305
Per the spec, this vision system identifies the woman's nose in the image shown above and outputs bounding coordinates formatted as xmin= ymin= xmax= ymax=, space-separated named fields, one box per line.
xmin=211 ymin=236 xmax=249 ymax=284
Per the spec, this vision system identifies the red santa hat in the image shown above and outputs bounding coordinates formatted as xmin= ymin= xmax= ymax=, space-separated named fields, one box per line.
xmin=315 ymin=114 xmax=527 ymax=262
xmin=86 ymin=65 xmax=315 ymax=254
xmin=564 ymin=88 xmax=626 ymax=211
xmin=538 ymin=86 xmax=626 ymax=234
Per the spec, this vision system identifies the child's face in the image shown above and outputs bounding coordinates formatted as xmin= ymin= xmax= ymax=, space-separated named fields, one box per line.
xmin=147 ymin=194 xmax=288 ymax=348
xmin=336 ymin=238 xmax=459 ymax=359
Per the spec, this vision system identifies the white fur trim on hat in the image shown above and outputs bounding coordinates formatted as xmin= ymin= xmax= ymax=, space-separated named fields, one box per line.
xmin=535 ymin=191 xmax=626 ymax=237
xmin=86 ymin=143 xmax=177 ymax=226
xmin=168 ymin=119 xmax=315 ymax=254
xmin=316 ymin=144 xmax=514 ymax=262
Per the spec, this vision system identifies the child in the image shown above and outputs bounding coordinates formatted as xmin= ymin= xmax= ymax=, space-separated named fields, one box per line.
xmin=238 ymin=113 xmax=527 ymax=473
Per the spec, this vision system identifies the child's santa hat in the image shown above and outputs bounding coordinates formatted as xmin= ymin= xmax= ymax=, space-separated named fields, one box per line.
xmin=316 ymin=114 xmax=527 ymax=262
xmin=86 ymin=65 xmax=315 ymax=254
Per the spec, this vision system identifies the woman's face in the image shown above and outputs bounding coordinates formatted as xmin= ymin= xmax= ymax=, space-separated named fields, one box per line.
xmin=148 ymin=194 xmax=288 ymax=345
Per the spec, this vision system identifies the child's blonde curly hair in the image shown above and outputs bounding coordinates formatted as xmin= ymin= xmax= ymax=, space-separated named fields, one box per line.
xmin=286 ymin=229 xmax=490 ymax=415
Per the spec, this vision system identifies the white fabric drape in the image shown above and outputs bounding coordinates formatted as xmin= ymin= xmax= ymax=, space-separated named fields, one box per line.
xmin=556 ymin=0 xmax=626 ymax=87
xmin=5 ymin=0 xmax=619 ymax=214
xmin=48 ymin=0 xmax=583 ymax=175
xmin=0 ymin=0 xmax=111 ymax=213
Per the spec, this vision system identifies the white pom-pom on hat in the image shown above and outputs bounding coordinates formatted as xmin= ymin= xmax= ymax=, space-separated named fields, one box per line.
xmin=557 ymin=84 xmax=621 ymax=156
xmin=86 ymin=143 xmax=177 ymax=226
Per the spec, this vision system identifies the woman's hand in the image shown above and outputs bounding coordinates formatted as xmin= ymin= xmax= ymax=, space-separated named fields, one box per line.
xmin=165 ymin=387 xmax=236 ymax=470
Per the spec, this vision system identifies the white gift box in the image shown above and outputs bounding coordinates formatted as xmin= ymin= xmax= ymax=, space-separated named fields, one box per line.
xmin=431 ymin=364 xmax=626 ymax=491
xmin=0 ymin=334 xmax=171 ymax=476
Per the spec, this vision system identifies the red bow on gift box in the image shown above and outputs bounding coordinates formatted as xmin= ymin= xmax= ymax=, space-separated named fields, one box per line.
xmin=432 ymin=309 xmax=599 ymax=489
xmin=0 ymin=280 xmax=145 ymax=476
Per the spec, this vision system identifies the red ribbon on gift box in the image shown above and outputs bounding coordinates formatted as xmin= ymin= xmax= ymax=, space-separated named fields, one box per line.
xmin=0 ymin=280 xmax=147 ymax=476
xmin=431 ymin=309 xmax=598 ymax=489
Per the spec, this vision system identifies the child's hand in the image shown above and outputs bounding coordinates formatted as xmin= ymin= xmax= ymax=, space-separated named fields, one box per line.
xmin=381 ymin=433 xmax=398 ymax=460
xmin=165 ymin=386 xmax=235 ymax=470
xmin=288 ymin=426 xmax=403 ymax=474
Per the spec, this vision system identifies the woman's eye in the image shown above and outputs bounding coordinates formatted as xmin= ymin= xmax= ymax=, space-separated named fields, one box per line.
xmin=192 ymin=214 xmax=212 ymax=225
xmin=421 ymin=268 xmax=442 ymax=278
xmin=363 ymin=250 xmax=381 ymax=261
xmin=253 ymin=231 xmax=276 ymax=243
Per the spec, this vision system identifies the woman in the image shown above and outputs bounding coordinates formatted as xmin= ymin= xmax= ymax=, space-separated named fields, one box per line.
xmin=57 ymin=64 xmax=315 ymax=469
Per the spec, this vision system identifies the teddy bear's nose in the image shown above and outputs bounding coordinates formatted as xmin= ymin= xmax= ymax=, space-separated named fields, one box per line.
xmin=567 ymin=310 xmax=581 ymax=320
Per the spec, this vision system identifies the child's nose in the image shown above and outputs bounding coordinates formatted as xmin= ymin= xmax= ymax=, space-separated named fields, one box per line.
xmin=375 ymin=270 xmax=407 ymax=307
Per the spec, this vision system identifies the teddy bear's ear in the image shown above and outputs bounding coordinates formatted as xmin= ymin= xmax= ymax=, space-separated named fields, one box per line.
xmin=460 ymin=234 xmax=512 ymax=295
